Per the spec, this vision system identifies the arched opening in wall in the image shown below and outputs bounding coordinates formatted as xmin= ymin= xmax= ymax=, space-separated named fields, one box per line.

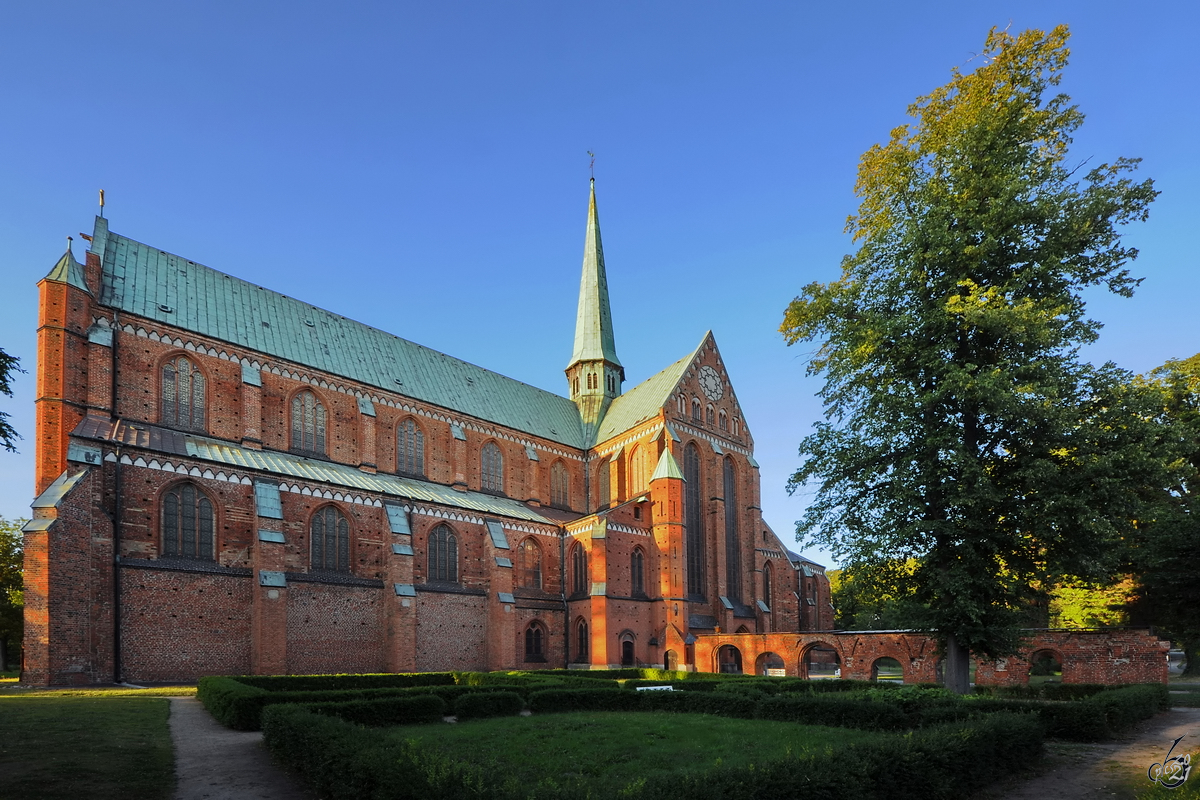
xmin=664 ymin=649 xmax=679 ymax=671
xmin=518 ymin=538 xmax=542 ymax=590
xmin=755 ymin=652 xmax=786 ymax=676
xmin=310 ymin=504 xmax=350 ymax=572
xmin=717 ymin=645 xmax=743 ymax=674
xmin=570 ymin=543 xmax=589 ymax=598
xmin=161 ymin=354 xmax=206 ymax=432
xmin=1028 ymin=649 xmax=1063 ymax=685
xmin=801 ymin=643 xmax=841 ymax=679
xmin=871 ymin=656 xmax=904 ymax=683
xmin=620 ymin=632 xmax=636 ymax=667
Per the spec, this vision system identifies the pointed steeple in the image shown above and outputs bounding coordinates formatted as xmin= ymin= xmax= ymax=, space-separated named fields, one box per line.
xmin=44 ymin=238 xmax=91 ymax=294
xmin=566 ymin=180 xmax=625 ymax=443
xmin=568 ymin=180 xmax=621 ymax=370
xmin=650 ymin=448 xmax=685 ymax=482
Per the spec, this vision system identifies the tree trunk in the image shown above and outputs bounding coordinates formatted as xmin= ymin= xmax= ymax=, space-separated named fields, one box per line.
xmin=1182 ymin=638 xmax=1200 ymax=677
xmin=944 ymin=633 xmax=971 ymax=695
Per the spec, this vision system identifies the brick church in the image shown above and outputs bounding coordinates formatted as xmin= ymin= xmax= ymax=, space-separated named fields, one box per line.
xmin=24 ymin=182 xmax=832 ymax=684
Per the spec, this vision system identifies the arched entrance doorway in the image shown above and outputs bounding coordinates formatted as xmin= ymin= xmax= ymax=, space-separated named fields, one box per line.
xmin=755 ymin=651 xmax=786 ymax=676
xmin=802 ymin=643 xmax=841 ymax=679
xmin=717 ymin=645 xmax=743 ymax=674
xmin=871 ymin=656 xmax=904 ymax=683
xmin=664 ymin=649 xmax=679 ymax=671
xmin=1028 ymin=649 xmax=1063 ymax=685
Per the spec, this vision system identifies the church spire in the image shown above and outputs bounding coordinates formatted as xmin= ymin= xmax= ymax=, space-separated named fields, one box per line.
xmin=568 ymin=179 xmax=622 ymax=370
xmin=566 ymin=180 xmax=624 ymax=442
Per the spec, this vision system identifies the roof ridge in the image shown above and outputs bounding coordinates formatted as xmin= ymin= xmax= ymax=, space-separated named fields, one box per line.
xmin=592 ymin=333 xmax=710 ymax=444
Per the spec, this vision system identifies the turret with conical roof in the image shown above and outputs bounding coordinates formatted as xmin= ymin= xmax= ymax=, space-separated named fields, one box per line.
xmin=566 ymin=180 xmax=624 ymax=443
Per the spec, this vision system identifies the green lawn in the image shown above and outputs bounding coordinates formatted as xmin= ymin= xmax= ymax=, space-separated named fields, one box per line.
xmin=385 ymin=711 xmax=891 ymax=795
xmin=0 ymin=696 xmax=174 ymax=800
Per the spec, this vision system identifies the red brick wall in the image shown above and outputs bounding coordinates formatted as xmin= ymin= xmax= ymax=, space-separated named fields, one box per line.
xmin=693 ymin=628 xmax=1169 ymax=685
xmin=415 ymin=590 xmax=488 ymax=671
xmin=121 ymin=569 xmax=252 ymax=682
xmin=285 ymin=583 xmax=385 ymax=675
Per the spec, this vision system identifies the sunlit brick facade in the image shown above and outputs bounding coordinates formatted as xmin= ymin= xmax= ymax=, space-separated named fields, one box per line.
xmin=23 ymin=183 xmax=831 ymax=684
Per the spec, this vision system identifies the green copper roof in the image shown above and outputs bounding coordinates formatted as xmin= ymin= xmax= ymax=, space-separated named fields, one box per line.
xmin=44 ymin=243 xmax=90 ymax=293
xmin=184 ymin=435 xmax=560 ymax=525
xmin=90 ymin=217 xmax=587 ymax=448
xmin=650 ymin=448 xmax=685 ymax=482
xmin=593 ymin=334 xmax=707 ymax=445
xmin=567 ymin=181 xmax=621 ymax=369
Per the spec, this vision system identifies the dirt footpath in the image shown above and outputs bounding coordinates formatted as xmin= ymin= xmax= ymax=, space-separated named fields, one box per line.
xmin=168 ymin=697 xmax=316 ymax=800
xmin=979 ymin=706 xmax=1200 ymax=800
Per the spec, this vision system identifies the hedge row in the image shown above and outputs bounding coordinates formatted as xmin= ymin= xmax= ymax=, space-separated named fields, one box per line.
xmin=197 ymin=676 xmax=530 ymax=730
xmin=260 ymin=703 xmax=1043 ymax=800
xmin=234 ymin=672 xmax=458 ymax=692
xmin=300 ymin=694 xmax=448 ymax=727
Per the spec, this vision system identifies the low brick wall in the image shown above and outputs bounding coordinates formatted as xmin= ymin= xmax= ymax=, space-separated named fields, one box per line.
xmin=694 ymin=628 xmax=1169 ymax=685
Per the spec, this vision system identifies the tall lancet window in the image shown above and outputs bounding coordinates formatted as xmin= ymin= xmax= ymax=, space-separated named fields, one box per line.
xmin=597 ymin=458 xmax=610 ymax=509
xmin=684 ymin=442 xmax=706 ymax=598
xmin=551 ymin=461 xmax=570 ymax=509
xmin=724 ymin=457 xmax=741 ymax=603
xmin=162 ymin=482 xmax=214 ymax=560
xmin=162 ymin=355 xmax=206 ymax=432
xmin=397 ymin=418 xmax=425 ymax=477
xmin=311 ymin=505 xmax=350 ymax=572
xmin=291 ymin=391 xmax=326 ymax=455
xmin=481 ymin=441 xmax=504 ymax=494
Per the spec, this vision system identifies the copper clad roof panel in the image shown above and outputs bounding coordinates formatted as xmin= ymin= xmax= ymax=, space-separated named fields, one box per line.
xmin=93 ymin=219 xmax=586 ymax=448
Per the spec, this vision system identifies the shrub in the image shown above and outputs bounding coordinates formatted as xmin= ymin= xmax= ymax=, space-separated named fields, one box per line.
xmin=301 ymin=694 xmax=447 ymax=727
xmin=757 ymin=693 xmax=912 ymax=730
xmin=453 ymin=691 xmax=524 ymax=720
xmin=196 ymin=677 xmax=270 ymax=730
xmin=235 ymin=672 xmax=457 ymax=692
xmin=638 ymin=690 xmax=758 ymax=718
xmin=528 ymin=688 xmax=640 ymax=714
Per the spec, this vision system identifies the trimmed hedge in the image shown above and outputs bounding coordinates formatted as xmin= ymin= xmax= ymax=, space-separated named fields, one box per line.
xmin=233 ymin=672 xmax=457 ymax=692
xmin=759 ymin=693 xmax=912 ymax=730
xmin=528 ymin=688 xmax=641 ymax=713
xmin=260 ymin=704 xmax=1044 ymax=800
xmin=300 ymin=695 xmax=447 ymax=727
xmin=526 ymin=687 xmax=758 ymax=718
xmin=198 ymin=676 xmax=529 ymax=730
xmin=453 ymin=691 xmax=524 ymax=720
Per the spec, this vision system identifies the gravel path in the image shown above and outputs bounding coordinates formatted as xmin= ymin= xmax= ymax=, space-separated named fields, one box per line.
xmin=168 ymin=697 xmax=316 ymax=800
xmin=977 ymin=706 xmax=1200 ymax=800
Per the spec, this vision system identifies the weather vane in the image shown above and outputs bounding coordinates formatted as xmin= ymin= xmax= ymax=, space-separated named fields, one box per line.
xmin=587 ymin=151 xmax=595 ymax=180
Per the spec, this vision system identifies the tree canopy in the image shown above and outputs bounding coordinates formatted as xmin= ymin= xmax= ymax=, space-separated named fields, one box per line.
xmin=0 ymin=346 xmax=22 ymax=453
xmin=780 ymin=26 xmax=1159 ymax=692
xmin=0 ymin=516 xmax=25 ymax=671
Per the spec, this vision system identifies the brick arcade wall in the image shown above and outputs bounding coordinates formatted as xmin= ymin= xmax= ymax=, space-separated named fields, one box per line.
xmin=120 ymin=567 xmax=253 ymax=682
xmin=693 ymin=628 xmax=1169 ymax=685
xmin=285 ymin=582 xmax=386 ymax=675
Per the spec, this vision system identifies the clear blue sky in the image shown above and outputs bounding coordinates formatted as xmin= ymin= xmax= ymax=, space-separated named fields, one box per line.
xmin=1 ymin=2 xmax=1196 ymax=567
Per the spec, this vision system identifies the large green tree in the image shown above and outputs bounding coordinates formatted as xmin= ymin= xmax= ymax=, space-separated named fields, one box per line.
xmin=780 ymin=26 xmax=1159 ymax=693
xmin=0 ymin=346 xmax=22 ymax=452
xmin=1128 ymin=354 xmax=1200 ymax=674
xmin=0 ymin=516 xmax=25 ymax=671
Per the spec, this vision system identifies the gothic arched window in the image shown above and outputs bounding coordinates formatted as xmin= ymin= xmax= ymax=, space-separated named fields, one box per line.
xmin=575 ymin=618 xmax=589 ymax=662
xmin=161 ymin=482 xmax=214 ymax=560
xmin=519 ymin=538 xmax=542 ymax=590
xmin=428 ymin=524 xmax=458 ymax=583
xmin=724 ymin=456 xmax=741 ymax=602
xmin=706 ymin=405 xmax=715 ymax=426
xmin=291 ymin=390 xmax=327 ymax=455
xmin=571 ymin=543 xmax=589 ymax=597
xmin=397 ymin=418 xmax=425 ymax=477
xmin=311 ymin=505 xmax=350 ymax=572
xmin=762 ymin=561 xmax=773 ymax=611
xmin=628 ymin=446 xmax=649 ymax=496
xmin=481 ymin=441 xmax=504 ymax=494
xmin=525 ymin=622 xmax=546 ymax=662
xmin=161 ymin=355 xmax=206 ymax=432
xmin=597 ymin=458 xmax=610 ymax=509
xmin=684 ymin=442 xmax=705 ymax=598
xmin=631 ymin=548 xmax=645 ymax=596
xmin=550 ymin=461 xmax=570 ymax=509
xmin=718 ymin=409 xmax=728 ymax=431
xmin=691 ymin=397 xmax=702 ymax=422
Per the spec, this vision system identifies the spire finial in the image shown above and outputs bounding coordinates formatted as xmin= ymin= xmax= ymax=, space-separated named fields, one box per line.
xmin=587 ymin=151 xmax=595 ymax=181
xmin=99 ymin=189 xmax=105 ymax=219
